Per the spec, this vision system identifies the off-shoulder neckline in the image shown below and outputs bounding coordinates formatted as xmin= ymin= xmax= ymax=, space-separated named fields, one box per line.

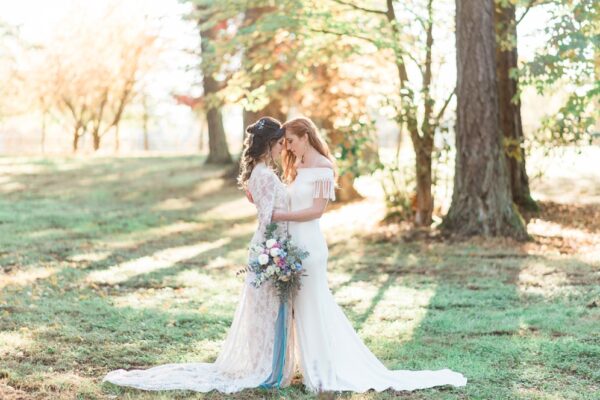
xmin=297 ymin=167 xmax=333 ymax=171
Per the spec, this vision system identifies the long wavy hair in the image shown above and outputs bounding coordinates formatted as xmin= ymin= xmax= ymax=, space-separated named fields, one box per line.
xmin=281 ymin=117 xmax=336 ymax=182
xmin=237 ymin=116 xmax=284 ymax=189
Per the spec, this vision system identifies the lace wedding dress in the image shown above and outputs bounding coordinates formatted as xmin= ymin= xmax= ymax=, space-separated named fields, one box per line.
xmin=288 ymin=167 xmax=467 ymax=393
xmin=102 ymin=162 xmax=296 ymax=393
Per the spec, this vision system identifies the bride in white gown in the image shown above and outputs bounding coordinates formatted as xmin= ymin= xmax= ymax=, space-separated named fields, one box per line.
xmin=102 ymin=117 xmax=297 ymax=393
xmin=271 ymin=117 xmax=467 ymax=393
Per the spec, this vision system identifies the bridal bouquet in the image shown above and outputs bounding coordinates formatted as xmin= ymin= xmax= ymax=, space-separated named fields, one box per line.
xmin=239 ymin=223 xmax=309 ymax=301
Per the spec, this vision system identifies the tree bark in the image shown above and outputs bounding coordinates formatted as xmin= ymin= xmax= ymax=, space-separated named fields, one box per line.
xmin=443 ymin=0 xmax=527 ymax=240
xmin=414 ymin=144 xmax=433 ymax=225
xmin=495 ymin=2 xmax=538 ymax=211
xmin=200 ymin=18 xmax=232 ymax=164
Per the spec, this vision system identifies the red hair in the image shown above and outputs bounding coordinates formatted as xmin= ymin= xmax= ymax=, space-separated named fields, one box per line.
xmin=281 ymin=117 xmax=337 ymax=182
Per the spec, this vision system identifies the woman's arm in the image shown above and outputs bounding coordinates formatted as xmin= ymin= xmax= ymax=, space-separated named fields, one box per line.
xmin=272 ymin=197 xmax=329 ymax=222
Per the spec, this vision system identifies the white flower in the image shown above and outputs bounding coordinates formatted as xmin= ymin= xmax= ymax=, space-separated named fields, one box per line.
xmin=266 ymin=239 xmax=277 ymax=249
xmin=267 ymin=265 xmax=277 ymax=275
xmin=258 ymin=254 xmax=269 ymax=265
xmin=270 ymin=248 xmax=280 ymax=257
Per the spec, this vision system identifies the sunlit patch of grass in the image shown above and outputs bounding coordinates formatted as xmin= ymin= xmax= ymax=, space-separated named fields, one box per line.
xmin=517 ymin=261 xmax=569 ymax=297
xmin=153 ymin=197 xmax=196 ymax=211
xmin=359 ymin=284 xmax=437 ymax=343
xmin=0 ymin=266 xmax=59 ymax=289
xmin=0 ymin=330 xmax=34 ymax=357
xmin=86 ymin=238 xmax=231 ymax=285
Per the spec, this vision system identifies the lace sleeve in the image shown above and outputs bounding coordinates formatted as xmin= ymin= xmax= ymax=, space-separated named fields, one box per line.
xmin=313 ymin=175 xmax=336 ymax=201
xmin=248 ymin=169 xmax=277 ymax=227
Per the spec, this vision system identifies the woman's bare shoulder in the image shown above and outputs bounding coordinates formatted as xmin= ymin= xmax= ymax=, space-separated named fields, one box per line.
xmin=312 ymin=155 xmax=334 ymax=169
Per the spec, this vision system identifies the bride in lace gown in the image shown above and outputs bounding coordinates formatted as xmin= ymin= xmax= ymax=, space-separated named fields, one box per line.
xmin=102 ymin=117 xmax=297 ymax=393
xmin=272 ymin=117 xmax=468 ymax=393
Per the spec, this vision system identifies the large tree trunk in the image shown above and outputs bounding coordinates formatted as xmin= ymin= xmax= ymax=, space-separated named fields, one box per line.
xmin=495 ymin=2 xmax=538 ymax=211
xmin=443 ymin=0 xmax=527 ymax=240
xmin=200 ymin=19 xmax=232 ymax=165
xmin=205 ymin=108 xmax=230 ymax=163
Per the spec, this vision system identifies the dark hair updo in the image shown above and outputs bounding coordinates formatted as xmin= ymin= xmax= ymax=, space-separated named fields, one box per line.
xmin=237 ymin=116 xmax=285 ymax=189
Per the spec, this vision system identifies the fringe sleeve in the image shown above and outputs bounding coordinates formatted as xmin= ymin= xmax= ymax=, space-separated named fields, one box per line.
xmin=313 ymin=177 xmax=336 ymax=201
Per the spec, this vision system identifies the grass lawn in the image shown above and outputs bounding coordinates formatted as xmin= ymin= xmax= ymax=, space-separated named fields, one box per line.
xmin=0 ymin=154 xmax=598 ymax=399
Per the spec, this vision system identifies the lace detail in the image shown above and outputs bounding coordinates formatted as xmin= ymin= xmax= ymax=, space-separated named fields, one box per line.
xmin=102 ymin=163 xmax=297 ymax=393
xmin=247 ymin=163 xmax=289 ymax=241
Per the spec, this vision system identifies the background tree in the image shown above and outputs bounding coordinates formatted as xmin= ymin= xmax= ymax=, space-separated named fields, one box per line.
xmin=196 ymin=4 xmax=232 ymax=164
xmin=519 ymin=0 xmax=599 ymax=147
xmin=443 ymin=0 xmax=528 ymax=240
xmin=24 ymin=4 xmax=161 ymax=152
xmin=495 ymin=0 xmax=539 ymax=211
xmin=301 ymin=0 xmax=455 ymax=223
xmin=0 ymin=21 xmax=22 ymax=122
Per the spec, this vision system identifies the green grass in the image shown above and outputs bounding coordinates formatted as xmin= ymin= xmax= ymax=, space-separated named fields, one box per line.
xmin=1 ymin=155 xmax=599 ymax=399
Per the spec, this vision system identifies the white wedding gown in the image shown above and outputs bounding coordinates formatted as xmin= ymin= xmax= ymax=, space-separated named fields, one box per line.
xmin=288 ymin=167 xmax=467 ymax=393
xmin=102 ymin=162 xmax=296 ymax=393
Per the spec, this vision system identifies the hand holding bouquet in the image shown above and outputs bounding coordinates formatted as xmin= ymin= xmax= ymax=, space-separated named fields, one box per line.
xmin=239 ymin=223 xmax=308 ymax=302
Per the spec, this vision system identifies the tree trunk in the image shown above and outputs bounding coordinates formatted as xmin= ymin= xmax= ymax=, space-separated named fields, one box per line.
xmin=114 ymin=124 xmax=121 ymax=153
xmin=495 ymin=2 xmax=538 ymax=211
xmin=386 ymin=0 xmax=435 ymax=225
xmin=200 ymin=20 xmax=232 ymax=165
xmin=197 ymin=116 xmax=204 ymax=152
xmin=93 ymin=132 xmax=101 ymax=151
xmin=72 ymin=122 xmax=81 ymax=152
xmin=414 ymin=145 xmax=433 ymax=225
xmin=412 ymin=0 xmax=435 ymax=226
xmin=205 ymin=107 xmax=231 ymax=163
xmin=443 ymin=0 xmax=527 ymax=240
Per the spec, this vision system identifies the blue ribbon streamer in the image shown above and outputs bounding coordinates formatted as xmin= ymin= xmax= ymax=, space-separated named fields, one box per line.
xmin=259 ymin=301 xmax=288 ymax=389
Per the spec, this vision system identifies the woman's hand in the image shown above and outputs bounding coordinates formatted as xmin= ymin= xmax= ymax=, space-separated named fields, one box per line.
xmin=245 ymin=189 xmax=254 ymax=204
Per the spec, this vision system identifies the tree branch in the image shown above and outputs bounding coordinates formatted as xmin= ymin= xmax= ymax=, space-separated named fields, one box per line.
xmin=308 ymin=28 xmax=378 ymax=46
xmin=330 ymin=0 xmax=387 ymax=15
xmin=434 ymin=89 xmax=455 ymax=125
xmin=516 ymin=0 xmax=539 ymax=25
